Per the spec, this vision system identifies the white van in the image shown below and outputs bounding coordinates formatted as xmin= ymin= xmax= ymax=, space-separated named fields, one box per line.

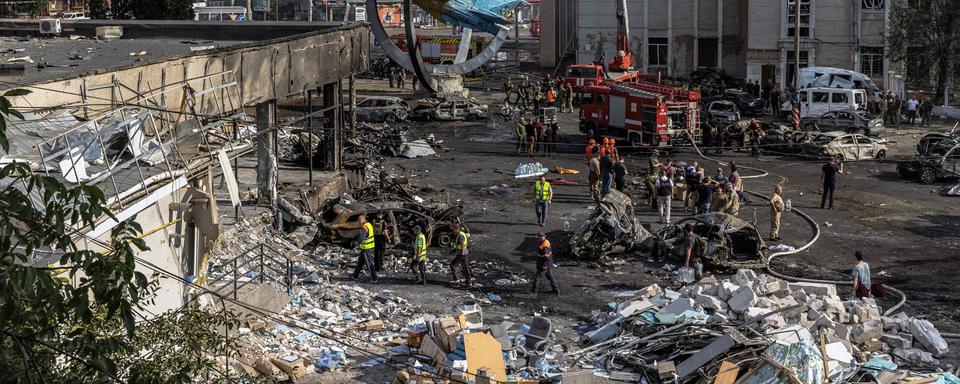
xmin=61 ymin=12 xmax=89 ymax=20
xmin=784 ymin=87 xmax=868 ymax=118
xmin=798 ymin=67 xmax=879 ymax=92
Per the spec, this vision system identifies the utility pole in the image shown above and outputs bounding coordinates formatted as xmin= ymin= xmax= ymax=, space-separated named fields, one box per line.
xmin=514 ymin=4 xmax=520 ymax=67
xmin=793 ymin=0 xmax=800 ymax=89
xmin=247 ymin=0 xmax=253 ymax=21
xmin=307 ymin=0 xmax=312 ymax=21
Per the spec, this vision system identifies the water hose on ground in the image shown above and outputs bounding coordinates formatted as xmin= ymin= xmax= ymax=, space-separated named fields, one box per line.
xmin=686 ymin=140 xmax=911 ymax=318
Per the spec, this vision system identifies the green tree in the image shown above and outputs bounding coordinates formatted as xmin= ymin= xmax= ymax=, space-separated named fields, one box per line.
xmin=89 ymin=0 xmax=108 ymax=19
xmin=886 ymin=0 xmax=960 ymax=102
xmin=0 ymin=90 xmax=241 ymax=382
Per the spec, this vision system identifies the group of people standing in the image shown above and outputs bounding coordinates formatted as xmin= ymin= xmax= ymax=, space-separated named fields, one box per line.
xmin=585 ymin=138 xmax=627 ymax=203
xmin=873 ymin=92 xmax=934 ymax=129
xmin=387 ymin=67 xmax=417 ymax=90
xmin=516 ymin=116 xmax=560 ymax=156
xmin=504 ymin=75 xmax=575 ymax=113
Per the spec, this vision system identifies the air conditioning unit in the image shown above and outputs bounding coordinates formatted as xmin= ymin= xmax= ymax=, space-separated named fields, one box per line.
xmin=39 ymin=19 xmax=61 ymax=35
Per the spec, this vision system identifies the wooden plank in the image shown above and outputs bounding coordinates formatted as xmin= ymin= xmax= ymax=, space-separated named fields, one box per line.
xmin=464 ymin=333 xmax=506 ymax=383
xmin=714 ymin=361 xmax=740 ymax=384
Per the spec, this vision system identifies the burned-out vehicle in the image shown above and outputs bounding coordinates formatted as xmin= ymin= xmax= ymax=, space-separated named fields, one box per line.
xmin=704 ymin=90 xmax=764 ymax=116
xmin=651 ymin=212 xmax=766 ymax=269
xmin=797 ymin=132 xmax=888 ymax=161
xmin=800 ymin=110 xmax=884 ymax=136
xmin=318 ymin=193 xmax=466 ymax=247
xmin=347 ymin=95 xmax=410 ymax=123
xmin=897 ymin=141 xmax=960 ymax=184
xmin=570 ymin=190 xmax=651 ymax=259
xmin=409 ymin=98 xmax=488 ymax=121
xmin=704 ymin=100 xmax=740 ymax=124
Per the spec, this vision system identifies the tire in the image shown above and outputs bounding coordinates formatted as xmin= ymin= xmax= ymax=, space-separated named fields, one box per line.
xmin=835 ymin=154 xmax=845 ymax=161
xmin=435 ymin=231 xmax=454 ymax=247
xmin=918 ymin=167 xmax=937 ymax=184
xmin=385 ymin=114 xmax=397 ymax=123
xmin=629 ymin=133 xmax=643 ymax=148
xmin=875 ymin=150 xmax=886 ymax=159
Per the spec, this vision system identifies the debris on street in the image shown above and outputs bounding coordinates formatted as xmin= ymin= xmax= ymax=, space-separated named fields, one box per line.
xmin=569 ymin=190 xmax=651 ymax=259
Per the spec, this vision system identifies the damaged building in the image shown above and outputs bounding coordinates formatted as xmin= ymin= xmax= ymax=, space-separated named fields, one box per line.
xmin=1 ymin=19 xmax=369 ymax=314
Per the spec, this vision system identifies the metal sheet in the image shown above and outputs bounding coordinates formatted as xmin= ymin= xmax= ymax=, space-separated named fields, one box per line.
xmin=217 ymin=150 xmax=241 ymax=207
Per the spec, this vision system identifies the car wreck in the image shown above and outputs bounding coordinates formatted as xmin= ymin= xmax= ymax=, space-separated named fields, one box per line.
xmin=897 ymin=141 xmax=960 ymax=184
xmin=409 ymin=98 xmax=488 ymax=121
xmin=797 ymin=132 xmax=888 ymax=161
xmin=651 ymin=212 xmax=767 ymax=269
xmin=569 ymin=190 xmax=651 ymax=259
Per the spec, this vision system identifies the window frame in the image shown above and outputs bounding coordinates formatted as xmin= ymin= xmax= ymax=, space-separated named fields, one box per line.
xmin=648 ymin=37 xmax=669 ymax=67
xmin=831 ymin=92 xmax=850 ymax=104
xmin=860 ymin=46 xmax=884 ymax=78
xmin=861 ymin=0 xmax=884 ymax=11
xmin=787 ymin=0 xmax=812 ymax=38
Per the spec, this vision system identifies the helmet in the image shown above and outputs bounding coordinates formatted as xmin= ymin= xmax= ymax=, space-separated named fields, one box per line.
xmin=603 ymin=137 xmax=610 ymax=144
xmin=588 ymin=139 xmax=596 ymax=144
xmin=610 ymin=139 xmax=617 ymax=145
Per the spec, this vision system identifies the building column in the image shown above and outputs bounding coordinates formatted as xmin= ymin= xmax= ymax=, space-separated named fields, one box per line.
xmin=693 ymin=0 xmax=699 ymax=69
xmin=667 ymin=0 xmax=673 ymax=77
xmin=322 ymin=82 xmax=341 ymax=171
xmin=642 ymin=0 xmax=649 ymax=73
xmin=255 ymin=100 xmax=278 ymax=211
xmin=717 ymin=0 xmax=723 ymax=70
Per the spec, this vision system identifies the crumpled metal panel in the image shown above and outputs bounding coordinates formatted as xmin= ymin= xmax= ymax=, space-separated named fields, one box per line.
xmin=569 ymin=190 xmax=651 ymax=259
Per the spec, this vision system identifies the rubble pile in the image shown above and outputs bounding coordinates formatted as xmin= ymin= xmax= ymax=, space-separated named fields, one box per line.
xmin=570 ymin=270 xmax=953 ymax=383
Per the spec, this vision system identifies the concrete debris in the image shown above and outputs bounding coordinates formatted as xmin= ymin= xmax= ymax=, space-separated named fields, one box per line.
xmin=567 ymin=274 xmax=952 ymax=384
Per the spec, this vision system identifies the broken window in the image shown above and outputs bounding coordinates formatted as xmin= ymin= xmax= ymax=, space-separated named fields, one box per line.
xmin=648 ymin=37 xmax=668 ymax=67
xmin=860 ymin=46 xmax=884 ymax=78
xmin=812 ymin=92 xmax=828 ymax=103
xmin=831 ymin=92 xmax=849 ymax=104
xmin=861 ymin=0 xmax=884 ymax=10
xmin=697 ymin=38 xmax=718 ymax=68
xmin=787 ymin=0 xmax=811 ymax=38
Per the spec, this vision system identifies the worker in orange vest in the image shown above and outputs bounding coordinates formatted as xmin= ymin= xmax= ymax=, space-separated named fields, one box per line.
xmin=609 ymin=139 xmax=620 ymax=162
xmin=545 ymin=85 xmax=557 ymax=108
xmin=530 ymin=233 xmax=560 ymax=295
xmin=599 ymin=137 xmax=610 ymax=156
xmin=584 ymin=138 xmax=597 ymax=161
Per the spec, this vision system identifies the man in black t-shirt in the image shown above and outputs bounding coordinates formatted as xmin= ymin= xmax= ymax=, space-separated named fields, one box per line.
xmin=612 ymin=158 xmax=628 ymax=191
xmin=820 ymin=157 xmax=844 ymax=209
xmin=599 ymin=153 xmax=614 ymax=197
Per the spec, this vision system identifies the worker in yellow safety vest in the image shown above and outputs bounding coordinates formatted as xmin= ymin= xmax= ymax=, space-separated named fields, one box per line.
xmin=449 ymin=227 xmax=472 ymax=286
xmin=534 ymin=175 xmax=553 ymax=226
xmin=351 ymin=214 xmax=378 ymax=282
xmin=409 ymin=225 xmax=428 ymax=285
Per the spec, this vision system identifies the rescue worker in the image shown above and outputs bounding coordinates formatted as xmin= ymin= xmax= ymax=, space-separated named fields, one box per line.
xmin=534 ymin=175 xmax=553 ymax=226
xmin=682 ymin=224 xmax=704 ymax=281
xmin=599 ymin=150 xmax=614 ymax=197
xmin=530 ymin=233 xmax=560 ymax=295
xmin=557 ymin=80 xmax=569 ymax=112
xmin=449 ymin=227 xmax=471 ymax=286
xmin=397 ymin=69 xmax=406 ymax=89
xmin=599 ymin=137 xmax=611 ymax=156
xmin=545 ymin=84 xmax=557 ymax=109
xmin=518 ymin=77 xmax=530 ymax=111
xmin=516 ymin=117 xmax=528 ymax=153
xmin=547 ymin=121 xmax=559 ymax=154
xmin=608 ymin=139 xmax=620 ymax=162
xmin=710 ymin=185 xmax=728 ymax=213
xmin=525 ymin=117 xmax=537 ymax=156
xmin=613 ymin=157 xmax=628 ymax=191
xmin=563 ymin=81 xmax=575 ymax=112
xmin=584 ymin=138 xmax=598 ymax=161
xmin=534 ymin=118 xmax=545 ymax=154
xmin=388 ymin=67 xmax=396 ymax=88
xmin=588 ymin=152 xmax=601 ymax=204
xmin=503 ymin=78 xmax=514 ymax=104
xmin=683 ymin=161 xmax=701 ymax=211
xmin=410 ymin=225 xmax=428 ymax=285
xmin=531 ymin=83 xmax=543 ymax=113
xmin=655 ymin=170 xmax=673 ymax=224
xmin=373 ymin=213 xmax=390 ymax=272
xmin=749 ymin=118 xmax=764 ymax=157
xmin=351 ymin=214 xmax=378 ymax=282
xmin=769 ymin=185 xmax=784 ymax=241
xmin=723 ymin=183 xmax=740 ymax=216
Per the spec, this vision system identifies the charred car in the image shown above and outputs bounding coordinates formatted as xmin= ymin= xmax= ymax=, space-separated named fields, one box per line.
xmin=318 ymin=193 xmax=465 ymax=247
xmin=347 ymin=95 xmax=410 ymax=123
xmin=651 ymin=212 xmax=766 ymax=269
xmin=800 ymin=110 xmax=884 ymax=136
xmin=705 ymin=90 xmax=765 ymax=116
xmin=409 ymin=98 xmax=488 ymax=121
xmin=797 ymin=132 xmax=888 ymax=161
xmin=570 ymin=190 xmax=651 ymax=259
xmin=897 ymin=141 xmax=960 ymax=184
xmin=704 ymin=100 xmax=740 ymax=124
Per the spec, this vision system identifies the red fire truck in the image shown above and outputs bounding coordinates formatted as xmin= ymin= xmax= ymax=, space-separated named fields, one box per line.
xmin=563 ymin=64 xmax=657 ymax=92
xmin=579 ymin=81 xmax=701 ymax=147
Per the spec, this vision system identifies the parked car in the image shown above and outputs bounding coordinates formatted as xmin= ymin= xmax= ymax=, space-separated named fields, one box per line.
xmin=800 ymin=110 xmax=884 ymax=136
xmin=897 ymin=142 xmax=960 ymax=184
xmin=706 ymin=90 xmax=764 ymax=116
xmin=649 ymin=212 xmax=766 ymax=269
xmin=798 ymin=132 xmax=888 ymax=161
xmin=409 ymin=98 xmax=487 ymax=121
xmin=704 ymin=100 xmax=740 ymax=124
xmin=347 ymin=95 xmax=409 ymax=123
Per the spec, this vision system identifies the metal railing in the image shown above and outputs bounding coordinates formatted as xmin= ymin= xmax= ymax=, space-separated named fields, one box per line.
xmin=209 ymin=242 xmax=293 ymax=300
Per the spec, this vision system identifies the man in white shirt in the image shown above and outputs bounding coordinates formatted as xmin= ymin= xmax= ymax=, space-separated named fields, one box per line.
xmin=906 ymin=97 xmax=918 ymax=124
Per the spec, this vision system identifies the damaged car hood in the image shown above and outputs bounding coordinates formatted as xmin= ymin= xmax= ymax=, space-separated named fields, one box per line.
xmin=570 ymin=190 xmax=651 ymax=259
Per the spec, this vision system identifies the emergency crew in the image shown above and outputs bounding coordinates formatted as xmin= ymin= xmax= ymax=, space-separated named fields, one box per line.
xmin=546 ymin=84 xmax=557 ymax=108
xmin=584 ymin=138 xmax=598 ymax=161
xmin=530 ymin=233 xmax=560 ymax=295
xmin=373 ymin=213 xmax=391 ymax=272
xmin=599 ymin=137 xmax=610 ymax=156
xmin=531 ymin=83 xmax=543 ymax=112
xmin=534 ymin=175 xmax=553 ymax=226
xmin=409 ymin=225 xmax=428 ymax=285
xmin=683 ymin=224 xmax=704 ymax=281
xmin=516 ymin=117 xmax=529 ymax=153
xmin=352 ymin=214 xmax=378 ymax=282
xmin=749 ymin=118 xmax=765 ymax=157
xmin=769 ymin=185 xmax=784 ymax=241
xmin=519 ymin=76 xmax=530 ymax=111
xmin=397 ymin=69 xmax=406 ymax=89
xmin=449 ymin=227 xmax=472 ymax=286
xmin=608 ymin=139 xmax=620 ymax=162
xmin=588 ymin=152 xmax=601 ymax=203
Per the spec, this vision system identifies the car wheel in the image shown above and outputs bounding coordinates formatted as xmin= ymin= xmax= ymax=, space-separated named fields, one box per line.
xmin=385 ymin=114 xmax=397 ymax=123
xmin=835 ymin=154 xmax=845 ymax=161
xmin=918 ymin=167 xmax=937 ymax=184
xmin=629 ymin=133 xmax=643 ymax=148
xmin=875 ymin=150 xmax=886 ymax=159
